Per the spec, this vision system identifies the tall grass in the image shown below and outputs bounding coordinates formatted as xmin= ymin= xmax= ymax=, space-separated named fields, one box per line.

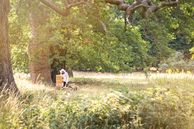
xmin=0 ymin=73 xmax=194 ymax=129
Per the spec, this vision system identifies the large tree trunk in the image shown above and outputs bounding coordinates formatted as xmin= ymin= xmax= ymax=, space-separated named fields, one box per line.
xmin=0 ymin=0 xmax=18 ymax=92
xmin=28 ymin=3 xmax=52 ymax=84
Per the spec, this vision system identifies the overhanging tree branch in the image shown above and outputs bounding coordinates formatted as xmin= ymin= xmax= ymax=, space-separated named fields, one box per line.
xmin=105 ymin=0 xmax=179 ymax=23
xmin=39 ymin=0 xmax=179 ymax=23
xmin=40 ymin=0 xmax=68 ymax=16
xmin=39 ymin=0 xmax=89 ymax=16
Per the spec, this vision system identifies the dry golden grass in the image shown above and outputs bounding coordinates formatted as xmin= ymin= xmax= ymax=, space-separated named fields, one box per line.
xmin=0 ymin=72 xmax=193 ymax=129
xmin=15 ymin=72 xmax=194 ymax=98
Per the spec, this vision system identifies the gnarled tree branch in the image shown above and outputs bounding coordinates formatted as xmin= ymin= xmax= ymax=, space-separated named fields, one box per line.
xmin=39 ymin=0 xmax=89 ymax=16
xmin=105 ymin=0 xmax=179 ymax=23
xmin=40 ymin=0 xmax=179 ymax=23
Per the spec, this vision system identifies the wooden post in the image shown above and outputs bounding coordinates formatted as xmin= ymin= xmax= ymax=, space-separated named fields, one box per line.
xmin=56 ymin=75 xmax=63 ymax=88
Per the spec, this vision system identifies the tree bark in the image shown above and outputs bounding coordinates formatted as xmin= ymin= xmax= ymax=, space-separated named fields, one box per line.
xmin=0 ymin=0 xmax=19 ymax=93
xmin=28 ymin=3 xmax=52 ymax=84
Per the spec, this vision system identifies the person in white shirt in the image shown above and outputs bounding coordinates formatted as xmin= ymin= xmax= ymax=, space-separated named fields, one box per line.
xmin=60 ymin=69 xmax=69 ymax=88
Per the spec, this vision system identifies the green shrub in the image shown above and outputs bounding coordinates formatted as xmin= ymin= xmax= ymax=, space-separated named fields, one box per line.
xmin=0 ymin=87 xmax=193 ymax=129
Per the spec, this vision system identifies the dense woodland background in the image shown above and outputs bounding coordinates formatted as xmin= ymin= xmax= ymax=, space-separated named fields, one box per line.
xmin=9 ymin=0 xmax=193 ymax=79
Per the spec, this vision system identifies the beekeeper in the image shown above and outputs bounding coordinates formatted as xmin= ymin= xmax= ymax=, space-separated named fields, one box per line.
xmin=60 ymin=69 xmax=69 ymax=87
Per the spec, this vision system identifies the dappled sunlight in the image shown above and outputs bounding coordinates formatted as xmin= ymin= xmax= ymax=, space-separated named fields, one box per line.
xmin=15 ymin=78 xmax=55 ymax=93
xmin=14 ymin=72 xmax=194 ymax=98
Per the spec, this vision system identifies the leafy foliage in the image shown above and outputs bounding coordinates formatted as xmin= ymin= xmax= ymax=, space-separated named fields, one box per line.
xmin=9 ymin=0 xmax=194 ymax=73
xmin=190 ymin=47 xmax=194 ymax=59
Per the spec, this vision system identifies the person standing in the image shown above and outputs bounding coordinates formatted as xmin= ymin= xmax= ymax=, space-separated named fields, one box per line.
xmin=60 ymin=69 xmax=69 ymax=88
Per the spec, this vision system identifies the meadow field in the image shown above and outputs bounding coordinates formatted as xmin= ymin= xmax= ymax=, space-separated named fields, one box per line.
xmin=1 ymin=0 xmax=193 ymax=128
xmin=1 ymin=72 xmax=194 ymax=129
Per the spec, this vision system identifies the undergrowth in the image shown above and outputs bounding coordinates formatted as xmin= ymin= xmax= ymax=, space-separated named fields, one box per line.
xmin=0 ymin=76 xmax=194 ymax=129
